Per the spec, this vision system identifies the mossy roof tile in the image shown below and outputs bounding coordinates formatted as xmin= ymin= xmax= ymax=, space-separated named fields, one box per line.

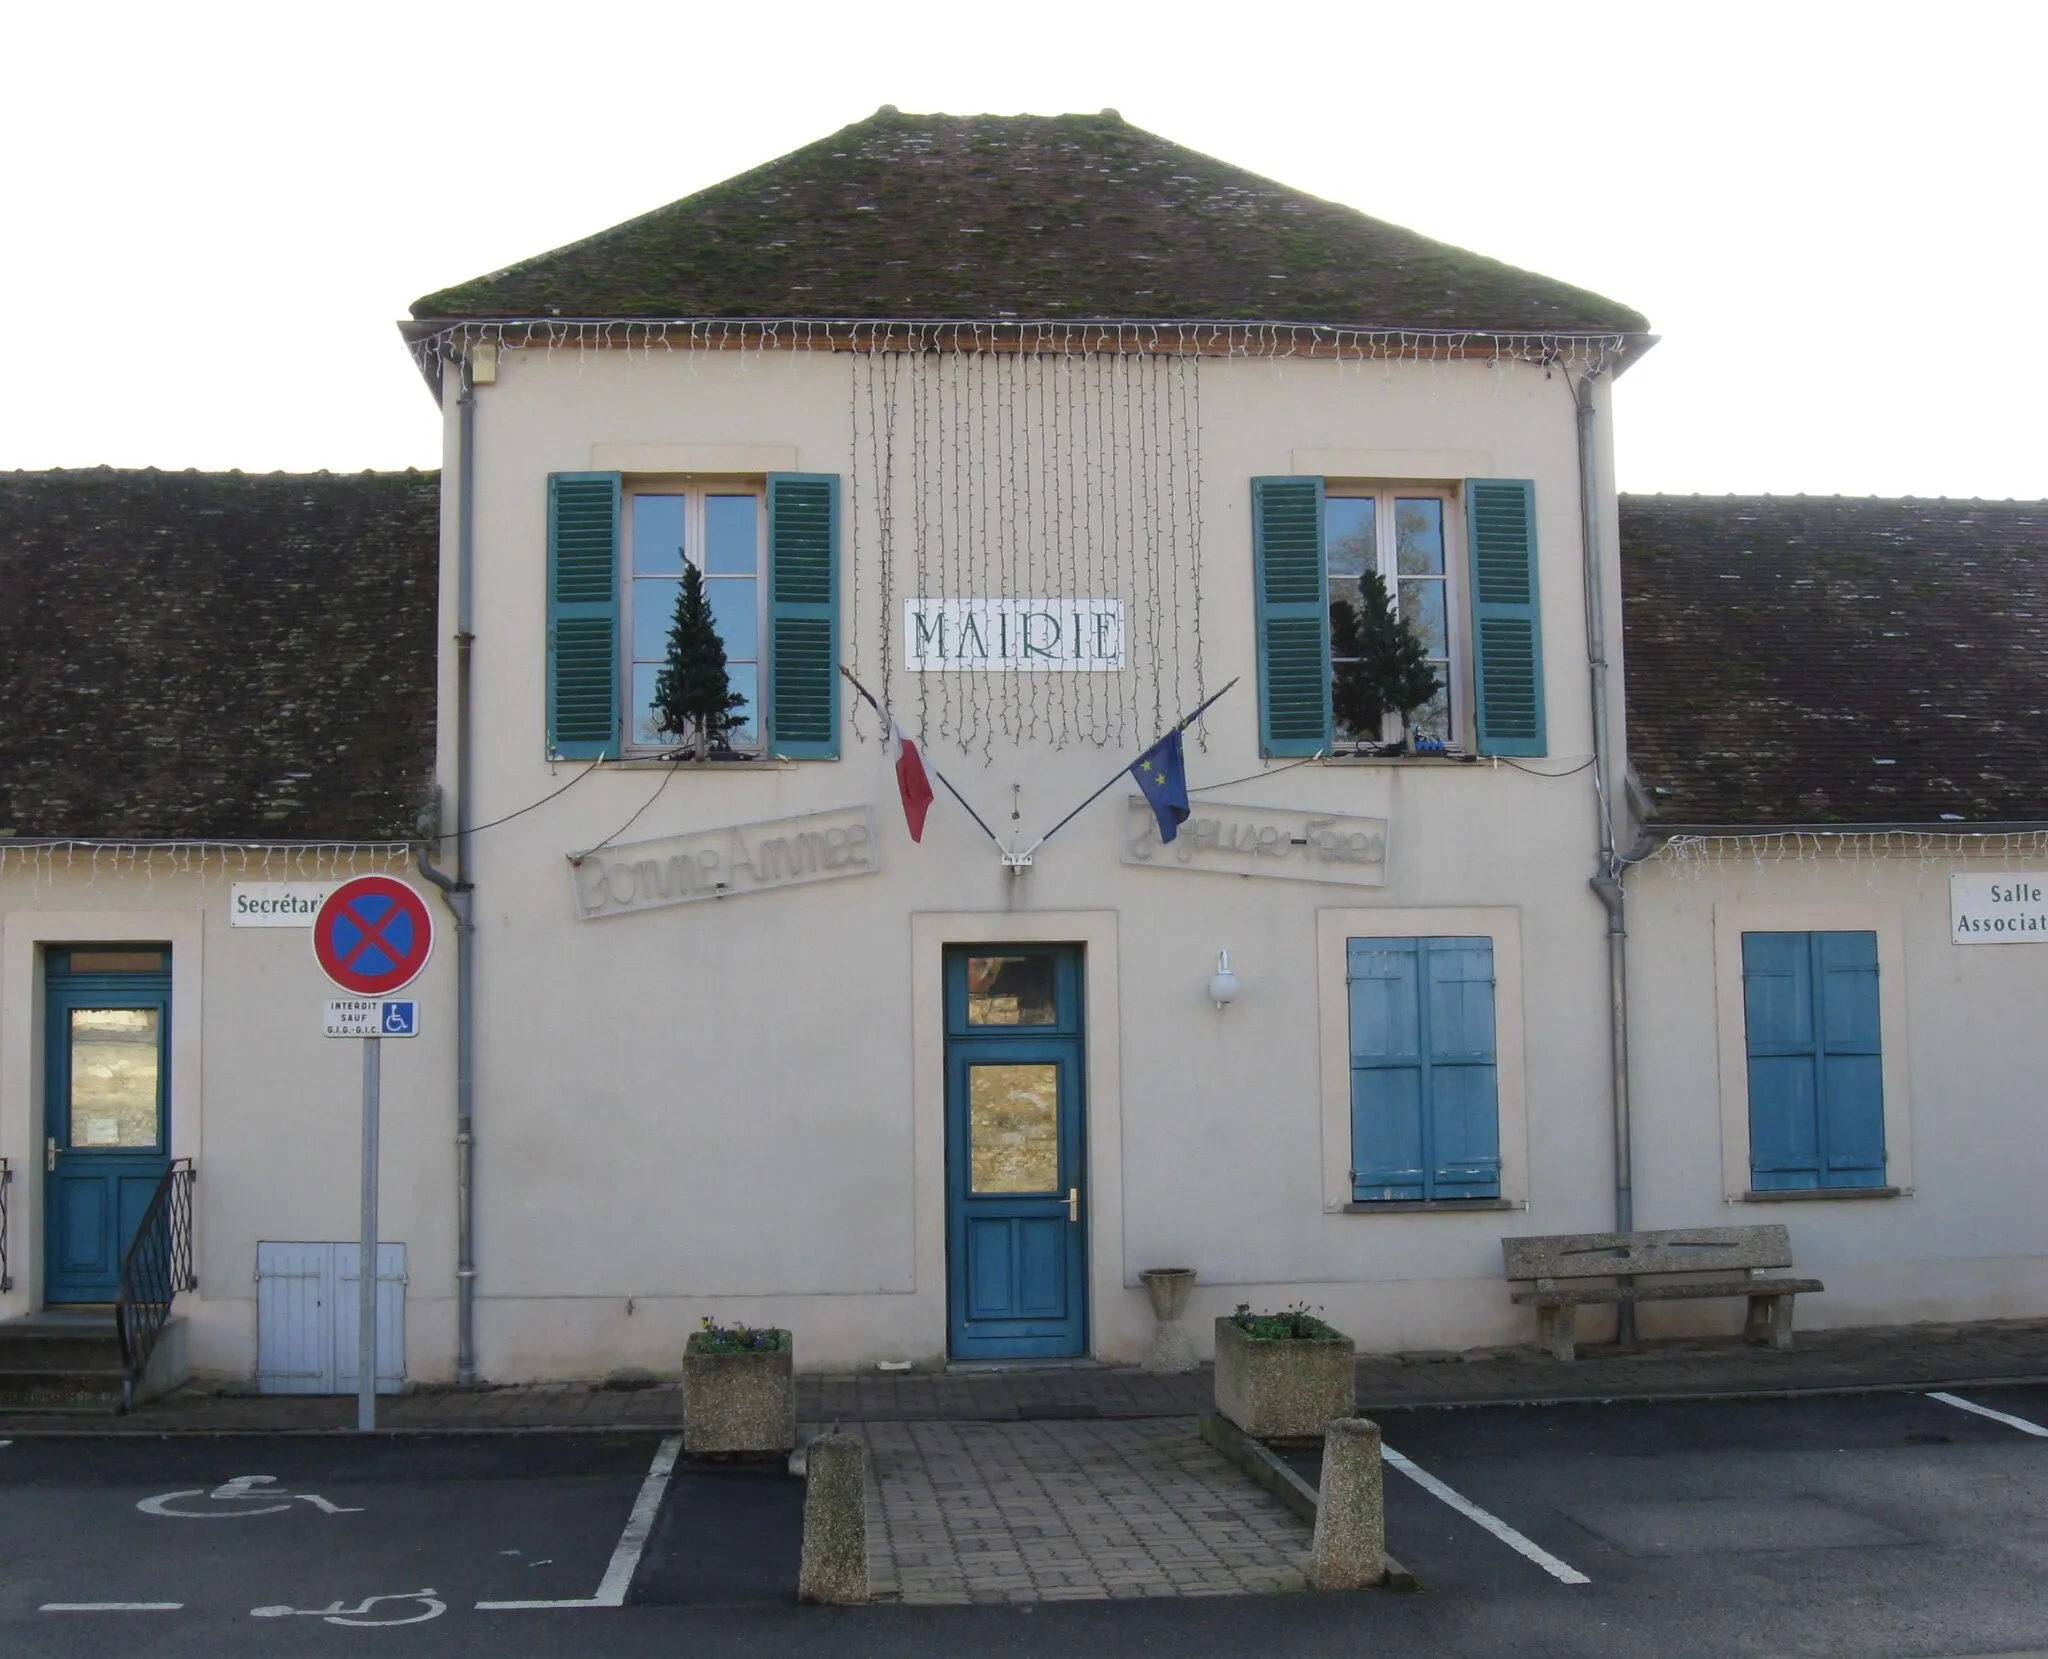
xmin=0 ymin=468 xmax=439 ymax=841
xmin=1622 ymin=494 xmax=2048 ymax=826
xmin=412 ymin=110 xmax=1645 ymax=333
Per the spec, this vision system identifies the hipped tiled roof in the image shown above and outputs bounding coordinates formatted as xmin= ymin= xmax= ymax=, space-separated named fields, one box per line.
xmin=1621 ymin=494 xmax=2048 ymax=827
xmin=0 ymin=468 xmax=439 ymax=841
xmin=412 ymin=109 xmax=1647 ymax=334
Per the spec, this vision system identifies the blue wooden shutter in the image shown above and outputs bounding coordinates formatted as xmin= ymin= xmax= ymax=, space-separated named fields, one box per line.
xmin=546 ymin=472 xmax=621 ymax=759
xmin=1815 ymin=932 xmax=1885 ymax=1186
xmin=1350 ymin=937 xmax=1500 ymax=1202
xmin=1252 ymin=477 xmax=1331 ymax=756
xmin=1464 ymin=479 xmax=1546 ymax=756
xmin=1349 ymin=939 xmax=1427 ymax=1201
xmin=1423 ymin=939 xmax=1502 ymax=1199
xmin=1742 ymin=931 xmax=1885 ymax=1190
xmin=766 ymin=473 xmax=840 ymax=759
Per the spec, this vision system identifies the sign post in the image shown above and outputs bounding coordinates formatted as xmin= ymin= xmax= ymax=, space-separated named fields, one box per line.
xmin=312 ymin=876 xmax=434 ymax=1432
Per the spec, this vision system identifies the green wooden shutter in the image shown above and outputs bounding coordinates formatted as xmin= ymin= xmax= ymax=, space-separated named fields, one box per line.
xmin=1465 ymin=479 xmax=1546 ymax=757
xmin=1252 ymin=477 xmax=1331 ymax=757
xmin=766 ymin=473 xmax=840 ymax=759
xmin=546 ymin=472 xmax=621 ymax=759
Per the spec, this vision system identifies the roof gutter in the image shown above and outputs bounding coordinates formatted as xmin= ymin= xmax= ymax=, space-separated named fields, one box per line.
xmin=1642 ymin=821 xmax=2048 ymax=838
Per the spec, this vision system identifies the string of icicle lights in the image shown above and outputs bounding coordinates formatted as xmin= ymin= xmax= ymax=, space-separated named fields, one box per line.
xmin=848 ymin=337 xmax=1204 ymax=756
xmin=1655 ymin=830 xmax=2048 ymax=882
xmin=410 ymin=317 xmax=1632 ymax=375
xmin=0 ymin=841 xmax=415 ymax=899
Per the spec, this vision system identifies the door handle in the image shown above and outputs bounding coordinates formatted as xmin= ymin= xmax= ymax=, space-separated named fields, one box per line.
xmin=47 ymin=1136 xmax=58 ymax=1173
xmin=1067 ymin=1187 xmax=1080 ymax=1224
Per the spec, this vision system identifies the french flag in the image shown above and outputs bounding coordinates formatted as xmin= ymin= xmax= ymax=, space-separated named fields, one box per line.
xmin=890 ymin=719 xmax=935 ymax=843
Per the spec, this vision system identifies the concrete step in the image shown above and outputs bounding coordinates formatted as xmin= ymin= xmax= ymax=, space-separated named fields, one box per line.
xmin=0 ymin=1312 xmax=123 ymax=1372
xmin=0 ymin=1368 xmax=126 ymax=1411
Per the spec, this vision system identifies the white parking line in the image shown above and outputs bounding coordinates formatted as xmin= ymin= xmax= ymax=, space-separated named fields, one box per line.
xmin=1929 ymin=1392 xmax=2048 ymax=1437
xmin=1382 ymin=1444 xmax=1591 ymax=1585
xmin=476 ymin=1434 xmax=682 ymax=1611
xmin=41 ymin=1602 xmax=184 ymax=1612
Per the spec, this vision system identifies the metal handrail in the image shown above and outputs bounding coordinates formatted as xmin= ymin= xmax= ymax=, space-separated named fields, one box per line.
xmin=0 ymin=1159 xmax=11 ymax=1292
xmin=116 ymin=1159 xmax=195 ymax=1410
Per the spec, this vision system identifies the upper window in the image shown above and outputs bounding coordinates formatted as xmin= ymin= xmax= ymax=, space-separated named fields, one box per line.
xmin=1251 ymin=476 xmax=1546 ymax=760
xmin=545 ymin=472 xmax=841 ymax=762
xmin=627 ymin=490 xmax=765 ymax=754
xmin=1326 ymin=489 xmax=1457 ymax=750
xmin=1741 ymin=930 xmax=1886 ymax=1191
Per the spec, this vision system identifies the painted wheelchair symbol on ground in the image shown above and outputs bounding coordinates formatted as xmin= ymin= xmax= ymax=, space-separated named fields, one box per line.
xmin=138 ymin=1474 xmax=363 ymax=1518
xmin=252 ymin=1589 xmax=445 ymax=1626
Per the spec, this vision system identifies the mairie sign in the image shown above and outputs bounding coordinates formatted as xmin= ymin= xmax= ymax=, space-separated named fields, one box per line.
xmin=905 ymin=598 xmax=1124 ymax=671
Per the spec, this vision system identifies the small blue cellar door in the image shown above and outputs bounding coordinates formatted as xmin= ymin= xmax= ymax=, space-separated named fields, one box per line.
xmin=944 ymin=946 xmax=1087 ymax=1360
xmin=43 ymin=946 xmax=173 ymax=1303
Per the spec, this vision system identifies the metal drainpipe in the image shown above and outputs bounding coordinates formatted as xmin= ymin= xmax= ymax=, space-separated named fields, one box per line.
xmin=417 ymin=347 xmax=479 ymax=1387
xmin=1570 ymin=365 xmax=1638 ymax=1342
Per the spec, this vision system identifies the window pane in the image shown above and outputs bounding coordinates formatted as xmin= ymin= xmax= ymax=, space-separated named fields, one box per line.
xmin=632 ymin=578 xmax=680 ymax=662
xmin=69 ymin=1008 xmax=159 ymax=1149
xmin=706 ymin=577 xmax=759 ymax=661
xmin=1407 ymin=683 xmax=1451 ymax=744
xmin=1399 ymin=579 xmax=1448 ymax=657
xmin=966 ymin=955 xmax=1058 ymax=1025
xmin=704 ymin=495 xmax=758 ymax=574
xmin=726 ymin=663 xmax=759 ymax=748
xmin=632 ymin=495 xmax=686 ymax=575
xmin=1395 ymin=498 xmax=1444 ymax=575
xmin=969 ymin=1063 xmax=1060 ymax=1192
xmin=66 ymin=951 xmax=164 ymax=973
xmin=1325 ymin=497 xmax=1376 ymax=579
xmin=631 ymin=661 xmax=667 ymax=748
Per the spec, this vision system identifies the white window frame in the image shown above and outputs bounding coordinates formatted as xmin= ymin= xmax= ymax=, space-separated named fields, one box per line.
xmin=1323 ymin=483 xmax=1469 ymax=754
xmin=621 ymin=482 xmax=768 ymax=758
xmin=1317 ymin=906 xmax=1528 ymax=1212
xmin=1711 ymin=901 xmax=1913 ymax=1202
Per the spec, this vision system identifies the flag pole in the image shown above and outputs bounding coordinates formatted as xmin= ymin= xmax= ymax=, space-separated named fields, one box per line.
xmin=1020 ymin=677 xmax=1240 ymax=858
xmin=838 ymin=666 xmax=1005 ymax=849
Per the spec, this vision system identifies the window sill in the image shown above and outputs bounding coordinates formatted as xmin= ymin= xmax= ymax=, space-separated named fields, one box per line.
xmin=604 ymin=757 xmax=804 ymax=771
xmin=1738 ymin=1186 xmax=1904 ymax=1203
xmin=1320 ymin=753 xmax=1477 ymax=767
xmin=1340 ymin=1197 xmax=1519 ymax=1214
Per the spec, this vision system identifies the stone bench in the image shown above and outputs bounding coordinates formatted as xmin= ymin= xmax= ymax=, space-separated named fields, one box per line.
xmin=1501 ymin=1224 xmax=1824 ymax=1361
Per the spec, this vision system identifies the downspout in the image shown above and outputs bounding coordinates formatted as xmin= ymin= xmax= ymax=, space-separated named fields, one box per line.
xmin=416 ymin=347 xmax=479 ymax=1387
xmin=1570 ymin=363 xmax=1643 ymax=1339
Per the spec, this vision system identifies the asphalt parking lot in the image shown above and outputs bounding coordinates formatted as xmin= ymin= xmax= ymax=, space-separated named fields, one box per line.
xmin=0 ymin=1388 xmax=2043 ymax=1658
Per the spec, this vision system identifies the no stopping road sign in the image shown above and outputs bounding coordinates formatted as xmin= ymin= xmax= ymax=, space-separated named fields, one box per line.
xmin=312 ymin=876 xmax=435 ymax=997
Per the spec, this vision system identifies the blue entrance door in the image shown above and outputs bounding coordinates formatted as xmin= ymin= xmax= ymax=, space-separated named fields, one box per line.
xmin=43 ymin=946 xmax=172 ymax=1304
xmin=944 ymin=946 xmax=1087 ymax=1360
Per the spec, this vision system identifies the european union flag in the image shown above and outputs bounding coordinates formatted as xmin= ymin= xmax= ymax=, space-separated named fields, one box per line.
xmin=1131 ymin=728 xmax=1190 ymax=843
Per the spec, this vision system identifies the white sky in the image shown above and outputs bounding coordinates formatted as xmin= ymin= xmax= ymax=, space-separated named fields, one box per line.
xmin=5 ymin=0 xmax=2041 ymax=499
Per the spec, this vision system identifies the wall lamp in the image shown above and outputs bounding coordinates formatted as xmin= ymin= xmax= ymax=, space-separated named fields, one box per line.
xmin=1208 ymin=950 xmax=1241 ymax=1009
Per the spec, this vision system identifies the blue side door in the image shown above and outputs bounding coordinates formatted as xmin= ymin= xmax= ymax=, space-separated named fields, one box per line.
xmin=944 ymin=946 xmax=1087 ymax=1360
xmin=43 ymin=947 xmax=172 ymax=1304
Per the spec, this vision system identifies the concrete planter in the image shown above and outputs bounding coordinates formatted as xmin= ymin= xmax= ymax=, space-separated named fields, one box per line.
xmin=1213 ymin=1316 xmax=1355 ymax=1439
xmin=1140 ymin=1268 xmax=1198 ymax=1374
xmin=681 ymin=1330 xmax=795 ymax=1455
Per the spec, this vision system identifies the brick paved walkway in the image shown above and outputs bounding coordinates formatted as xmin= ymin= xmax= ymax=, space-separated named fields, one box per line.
xmin=3 ymin=1316 xmax=2043 ymax=1435
xmin=857 ymin=1418 xmax=1310 ymax=1603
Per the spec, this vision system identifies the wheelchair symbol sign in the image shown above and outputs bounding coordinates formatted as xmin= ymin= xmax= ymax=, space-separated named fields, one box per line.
xmin=380 ymin=1001 xmax=417 ymax=1036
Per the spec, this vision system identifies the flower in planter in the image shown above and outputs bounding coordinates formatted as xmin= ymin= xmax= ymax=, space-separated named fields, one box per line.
xmin=690 ymin=1316 xmax=790 ymax=1355
xmin=1229 ymin=1301 xmax=1343 ymax=1341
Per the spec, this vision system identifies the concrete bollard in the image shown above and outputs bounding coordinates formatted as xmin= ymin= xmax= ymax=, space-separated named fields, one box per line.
xmin=797 ymin=1432 xmax=870 ymax=1604
xmin=1311 ymin=1417 xmax=1386 ymax=1591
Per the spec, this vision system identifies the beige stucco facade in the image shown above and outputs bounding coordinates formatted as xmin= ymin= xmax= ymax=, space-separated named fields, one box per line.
xmin=0 ymin=849 xmax=458 ymax=1381
xmin=435 ymin=341 xmax=1630 ymax=1376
